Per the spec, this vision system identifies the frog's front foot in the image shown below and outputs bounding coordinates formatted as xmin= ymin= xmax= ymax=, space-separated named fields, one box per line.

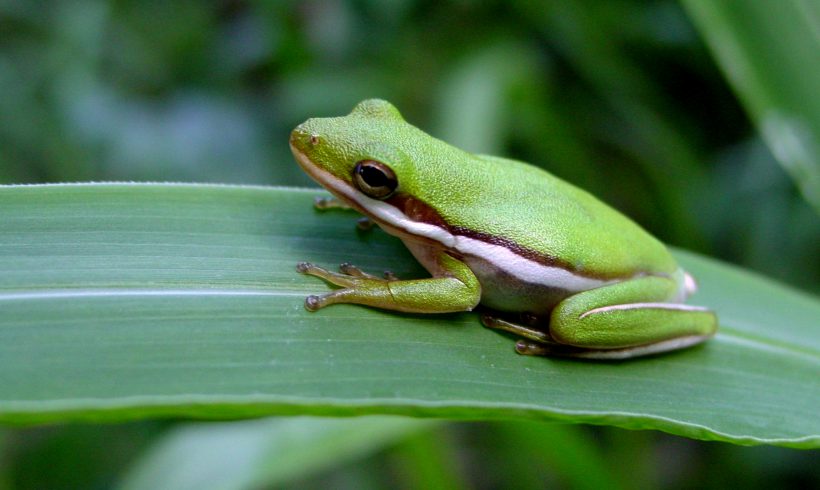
xmin=311 ymin=197 xmax=373 ymax=231
xmin=313 ymin=196 xmax=352 ymax=211
xmin=296 ymin=252 xmax=480 ymax=314
xmin=356 ymin=217 xmax=375 ymax=231
xmin=296 ymin=261 xmax=399 ymax=311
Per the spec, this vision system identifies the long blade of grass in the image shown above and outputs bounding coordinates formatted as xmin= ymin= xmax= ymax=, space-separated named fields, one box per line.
xmin=0 ymin=183 xmax=818 ymax=447
xmin=683 ymin=0 xmax=820 ymax=212
xmin=119 ymin=416 xmax=433 ymax=490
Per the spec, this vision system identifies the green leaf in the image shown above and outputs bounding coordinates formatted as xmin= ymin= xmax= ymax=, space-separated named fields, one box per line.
xmin=119 ymin=416 xmax=435 ymax=490
xmin=0 ymin=183 xmax=818 ymax=448
xmin=682 ymin=0 xmax=820 ymax=212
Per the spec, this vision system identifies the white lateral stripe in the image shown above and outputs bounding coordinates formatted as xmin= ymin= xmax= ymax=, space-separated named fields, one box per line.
xmin=452 ymin=234 xmax=607 ymax=290
xmin=580 ymin=302 xmax=710 ymax=319
xmin=294 ymin=149 xmax=609 ymax=292
xmin=359 ymin=198 xmax=607 ymax=291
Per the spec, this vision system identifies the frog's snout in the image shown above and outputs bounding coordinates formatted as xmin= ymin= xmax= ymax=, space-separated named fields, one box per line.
xmin=290 ymin=121 xmax=324 ymax=154
xmin=289 ymin=124 xmax=309 ymax=148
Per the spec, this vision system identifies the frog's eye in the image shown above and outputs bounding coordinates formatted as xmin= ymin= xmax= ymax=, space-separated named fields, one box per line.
xmin=353 ymin=160 xmax=398 ymax=199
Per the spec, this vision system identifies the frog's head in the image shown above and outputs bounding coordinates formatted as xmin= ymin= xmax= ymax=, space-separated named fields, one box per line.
xmin=290 ymin=99 xmax=416 ymax=208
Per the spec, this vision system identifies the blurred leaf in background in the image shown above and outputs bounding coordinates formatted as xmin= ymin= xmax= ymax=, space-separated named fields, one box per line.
xmin=1 ymin=0 xmax=818 ymax=488
xmin=683 ymin=0 xmax=820 ymax=213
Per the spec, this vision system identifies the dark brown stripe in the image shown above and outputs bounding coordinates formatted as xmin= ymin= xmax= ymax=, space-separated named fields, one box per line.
xmin=385 ymin=193 xmax=449 ymax=228
xmin=382 ymin=192 xmax=615 ymax=279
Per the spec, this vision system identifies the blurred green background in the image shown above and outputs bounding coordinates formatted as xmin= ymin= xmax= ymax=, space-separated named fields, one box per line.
xmin=1 ymin=1 xmax=818 ymax=488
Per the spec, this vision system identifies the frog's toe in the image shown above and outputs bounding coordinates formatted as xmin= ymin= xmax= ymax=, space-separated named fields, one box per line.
xmin=339 ymin=263 xmax=382 ymax=280
xmin=298 ymin=262 xmax=360 ymax=287
xmin=304 ymin=294 xmax=323 ymax=311
xmin=515 ymin=340 xmax=550 ymax=356
xmin=356 ymin=217 xmax=375 ymax=231
xmin=339 ymin=262 xmax=363 ymax=275
xmin=296 ymin=262 xmax=315 ymax=273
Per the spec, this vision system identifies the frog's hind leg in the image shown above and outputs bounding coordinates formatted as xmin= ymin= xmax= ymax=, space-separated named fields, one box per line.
xmin=439 ymin=276 xmax=714 ymax=360
xmin=544 ymin=276 xmax=717 ymax=360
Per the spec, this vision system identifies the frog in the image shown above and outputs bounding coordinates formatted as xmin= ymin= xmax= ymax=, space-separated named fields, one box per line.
xmin=290 ymin=99 xmax=717 ymax=359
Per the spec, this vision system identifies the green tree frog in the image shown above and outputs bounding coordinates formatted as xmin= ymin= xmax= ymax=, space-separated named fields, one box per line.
xmin=290 ymin=99 xmax=717 ymax=359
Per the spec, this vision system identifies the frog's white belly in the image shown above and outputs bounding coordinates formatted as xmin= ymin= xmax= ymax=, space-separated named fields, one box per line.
xmin=401 ymin=239 xmax=611 ymax=315
xmin=461 ymin=254 xmax=581 ymax=314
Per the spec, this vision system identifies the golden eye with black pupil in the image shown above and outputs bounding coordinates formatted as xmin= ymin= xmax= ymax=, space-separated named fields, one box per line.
xmin=353 ymin=160 xmax=398 ymax=199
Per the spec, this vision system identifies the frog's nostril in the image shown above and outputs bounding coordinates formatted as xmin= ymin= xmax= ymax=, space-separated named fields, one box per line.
xmin=290 ymin=126 xmax=308 ymax=146
xmin=290 ymin=124 xmax=321 ymax=150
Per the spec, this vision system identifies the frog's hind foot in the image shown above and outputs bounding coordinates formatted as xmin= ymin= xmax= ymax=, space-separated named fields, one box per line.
xmin=513 ymin=340 xmax=591 ymax=358
xmin=480 ymin=313 xmax=555 ymax=344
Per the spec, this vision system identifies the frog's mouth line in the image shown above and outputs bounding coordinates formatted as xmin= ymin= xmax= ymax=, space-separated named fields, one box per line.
xmin=289 ymin=142 xmax=370 ymax=216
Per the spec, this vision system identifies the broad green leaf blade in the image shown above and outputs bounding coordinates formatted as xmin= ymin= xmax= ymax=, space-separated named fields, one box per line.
xmin=119 ymin=416 xmax=434 ymax=490
xmin=0 ymin=183 xmax=818 ymax=448
xmin=682 ymin=0 xmax=820 ymax=212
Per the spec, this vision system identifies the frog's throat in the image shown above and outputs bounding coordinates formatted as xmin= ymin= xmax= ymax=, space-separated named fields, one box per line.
xmin=292 ymin=146 xmax=686 ymax=296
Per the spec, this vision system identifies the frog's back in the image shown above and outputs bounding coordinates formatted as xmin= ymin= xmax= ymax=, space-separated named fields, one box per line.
xmin=421 ymin=154 xmax=677 ymax=279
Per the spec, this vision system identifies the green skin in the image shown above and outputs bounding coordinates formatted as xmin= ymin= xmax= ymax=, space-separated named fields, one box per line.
xmin=291 ymin=99 xmax=717 ymax=359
